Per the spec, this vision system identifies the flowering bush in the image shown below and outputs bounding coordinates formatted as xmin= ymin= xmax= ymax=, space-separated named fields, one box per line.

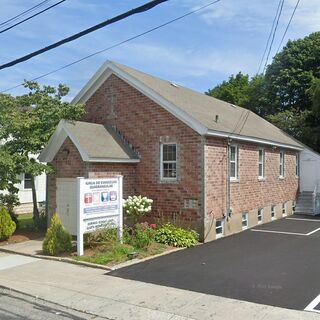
xmin=123 ymin=195 xmax=153 ymax=222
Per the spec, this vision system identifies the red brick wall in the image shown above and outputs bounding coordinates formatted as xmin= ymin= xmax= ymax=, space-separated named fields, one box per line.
xmin=205 ymin=136 xmax=299 ymax=218
xmin=83 ymin=74 xmax=204 ymax=224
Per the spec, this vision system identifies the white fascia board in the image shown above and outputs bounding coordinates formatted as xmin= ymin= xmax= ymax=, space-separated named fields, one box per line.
xmin=38 ymin=120 xmax=90 ymax=162
xmin=206 ymin=129 xmax=303 ymax=151
xmin=71 ymin=61 xmax=207 ymax=135
xmin=87 ymin=158 xmax=140 ymax=163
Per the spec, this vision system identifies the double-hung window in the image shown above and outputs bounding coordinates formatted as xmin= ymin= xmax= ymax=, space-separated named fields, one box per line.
xmin=161 ymin=143 xmax=177 ymax=180
xmin=258 ymin=148 xmax=265 ymax=179
xmin=23 ymin=173 xmax=32 ymax=189
xmin=279 ymin=151 xmax=285 ymax=178
xmin=296 ymin=153 xmax=300 ymax=177
xmin=229 ymin=145 xmax=239 ymax=181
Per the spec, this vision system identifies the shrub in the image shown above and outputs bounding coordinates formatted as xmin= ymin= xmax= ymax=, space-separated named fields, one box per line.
xmin=85 ymin=227 xmax=118 ymax=247
xmin=42 ymin=213 xmax=72 ymax=256
xmin=155 ymin=223 xmax=199 ymax=248
xmin=0 ymin=207 xmax=16 ymax=240
xmin=123 ymin=195 xmax=153 ymax=222
xmin=133 ymin=222 xmax=156 ymax=249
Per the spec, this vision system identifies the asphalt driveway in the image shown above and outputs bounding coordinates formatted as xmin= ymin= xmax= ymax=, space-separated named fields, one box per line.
xmin=109 ymin=215 xmax=320 ymax=312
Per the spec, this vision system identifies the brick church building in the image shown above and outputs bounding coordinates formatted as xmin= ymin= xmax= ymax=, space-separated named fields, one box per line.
xmin=40 ymin=61 xmax=302 ymax=241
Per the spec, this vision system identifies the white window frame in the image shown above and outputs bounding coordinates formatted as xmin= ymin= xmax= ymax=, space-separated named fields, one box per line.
xmin=160 ymin=143 xmax=177 ymax=181
xmin=242 ymin=213 xmax=248 ymax=230
xmin=296 ymin=153 xmax=299 ymax=177
xmin=271 ymin=205 xmax=276 ymax=220
xmin=257 ymin=208 xmax=263 ymax=224
xmin=258 ymin=148 xmax=265 ymax=179
xmin=279 ymin=150 xmax=285 ymax=178
xmin=22 ymin=173 xmax=32 ymax=190
xmin=292 ymin=201 xmax=296 ymax=213
xmin=229 ymin=145 xmax=239 ymax=181
xmin=282 ymin=203 xmax=287 ymax=216
xmin=215 ymin=219 xmax=224 ymax=238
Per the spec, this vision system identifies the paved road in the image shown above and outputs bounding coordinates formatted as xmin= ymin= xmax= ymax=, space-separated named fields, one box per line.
xmin=0 ymin=289 xmax=103 ymax=320
xmin=110 ymin=216 xmax=320 ymax=311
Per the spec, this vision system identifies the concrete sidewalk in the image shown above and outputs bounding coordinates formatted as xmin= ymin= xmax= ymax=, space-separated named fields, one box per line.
xmin=0 ymin=253 xmax=319 ymax=320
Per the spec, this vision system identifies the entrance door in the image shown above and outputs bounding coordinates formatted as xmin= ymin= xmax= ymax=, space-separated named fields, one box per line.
xmin=56 ymin=178 xmax=77 ymax=235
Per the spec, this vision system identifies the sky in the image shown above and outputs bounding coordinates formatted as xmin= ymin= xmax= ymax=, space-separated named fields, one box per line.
xmin=0 ymin=0 xmax=319 ymax=101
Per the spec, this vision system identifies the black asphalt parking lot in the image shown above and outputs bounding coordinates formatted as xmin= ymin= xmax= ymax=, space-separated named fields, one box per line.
xmin=109 ymin=215 xmax=320 ymax=311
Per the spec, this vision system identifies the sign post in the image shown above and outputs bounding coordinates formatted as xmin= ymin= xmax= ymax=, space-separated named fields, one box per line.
xmin=76 ymin=176 xmax=123 ymax=256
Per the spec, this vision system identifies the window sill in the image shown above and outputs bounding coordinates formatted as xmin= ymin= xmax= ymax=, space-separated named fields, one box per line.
xmin=216 ymin=233 xmax=224 ymax=239
xmin=159 ymin=178 xmax=178 ymax=184
xmin=230 ymin=179 xmax=239 ymax=183
xmin=279 ymin=176 xmax=285 ymax=180
xmin=258 ymin=177 xmax=266 ymax=181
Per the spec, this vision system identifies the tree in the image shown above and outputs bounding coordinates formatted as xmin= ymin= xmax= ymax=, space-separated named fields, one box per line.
xmin=0 ymin=81 xmax=85 ymax=227
xmin=265 ymin=32 xmax=320 ymax=113
xmin=206 ymin=72 xmax=268 ymax=115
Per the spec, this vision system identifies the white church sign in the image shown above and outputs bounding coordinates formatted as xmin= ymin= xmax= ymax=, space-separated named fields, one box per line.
xmin=77 ymin=176 xmax=123 ymax=256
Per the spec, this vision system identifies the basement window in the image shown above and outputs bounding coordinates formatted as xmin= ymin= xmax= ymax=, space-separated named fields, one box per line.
xmin=257 ymin=209 xmax=263 ymax=224
xmin=271 ymin=205 xmax=276 ymax=220
xmin=292 ymin=201 xmax=296 ymax=213
xmin=282 ymin=203 xmax=287 ymax=216
xmin=215 ymin=220 xmax=224 ymax=238
xmin=242 ymin=213 xmax=248 ymax=230
xmin=160 ymin=143 xmax=177 ymax=180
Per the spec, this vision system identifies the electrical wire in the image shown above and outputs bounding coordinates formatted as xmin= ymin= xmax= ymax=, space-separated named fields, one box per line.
xmin=0 ymin=0 xmax=51 ymax=27
xmin=275 ymin=0 xmax=301 ymax=54
xmin=0 ymin=0 xmax=168 ymax=71
xmin=0 ymin=0 xmax=221 ymax=93
xmin=0 ymin=0 xmax=66 ymax=34
xmin=257 ymin=0 xmax=283 ymax=74
xmin=262 ymin=0 xmax=285 ymax=73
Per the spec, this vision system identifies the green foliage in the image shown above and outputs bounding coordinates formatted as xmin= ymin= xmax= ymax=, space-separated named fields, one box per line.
xmin=0 ymin=207 xmax=16 ymax=240
xmin=0 ymin=81 xmax=85 ymax=227
xmin=85 ymin=228 xmax=118 ymax=246
xmin=123 ymin=195 xmax=153 ymax=222
xmin=155 ymin=223 xmax=199 ymax=248
xmin=133 ymin=222 xmax=156 ymax=249
xmin=42 ymin=213 xmax=72 ymax=256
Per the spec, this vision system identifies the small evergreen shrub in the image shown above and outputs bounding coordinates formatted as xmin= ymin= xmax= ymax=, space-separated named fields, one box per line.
xmin=42 ymin=213 xmax=72 ymax=256
xmin=155 ymin=223 xmax=199 ymax=248
xmin=0 ymin=207 xmax=16 ymax=240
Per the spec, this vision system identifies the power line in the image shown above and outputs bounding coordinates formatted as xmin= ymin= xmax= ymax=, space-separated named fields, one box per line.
xmin=1 ymin=0 xmax=221 ymax=93
xmin=0 ymin=0 xmax=168 ymax=71
xmin=275 ymin=0 xmax=301 ymax=54
xmin=0 ymin=0 xmax=51 ymax=27
xmin=262 ymin=0 xmax=284 ymax=73
xmin=0 ymin=0 xmax=66 ymax=34
xmin=257 ymin=0 xmax=283 ymax=74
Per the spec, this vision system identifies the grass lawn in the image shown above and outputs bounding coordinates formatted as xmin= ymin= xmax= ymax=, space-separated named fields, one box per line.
xmin=73 ymin=241 xmax=168 ymax=266
xmin=17 ymin=213 xmax=34 ymax=230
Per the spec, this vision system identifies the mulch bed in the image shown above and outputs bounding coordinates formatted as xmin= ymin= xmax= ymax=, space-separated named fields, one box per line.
xmin=0 ymin=230 xmax=45 ymax=246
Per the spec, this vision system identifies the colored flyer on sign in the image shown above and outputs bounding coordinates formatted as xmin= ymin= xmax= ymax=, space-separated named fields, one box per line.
xmin=81 ymin=178 xmax=119 ymax=216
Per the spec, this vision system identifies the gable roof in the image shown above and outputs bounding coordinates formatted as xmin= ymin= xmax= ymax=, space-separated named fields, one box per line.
xmin=39 ymin=120 xmax=140 ymax=163
xmin=72 ymin=60 xmax=303 ymax=151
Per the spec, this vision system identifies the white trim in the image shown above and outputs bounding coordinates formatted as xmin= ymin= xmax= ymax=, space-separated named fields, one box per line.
xmin=271 ymin=205 xmax=276 ymax=220
xmin=215 ymin=219 xmax=224 ymax=238
xmin=279 ymin=150 xmax=285 ymax=178
xmin=39 ymin=120 xmax=140 ymax=163
xmin=72 ymin=61 xmax=207 ymax=135
xmin=258 ymin=148 xmax=265 ymax=179
xmin=282 ymin=202 xmax=287 ymax=217
xmin=71 ymin=60 xmax=303 ymax=150
xmin=160 ymin=142 xmax=177 ymax=181
xmin=229 ymin=144 xmax=239 ymax=181
xmin=242 ymin=213 xmax=248 ymax=230
xmin=206 ymin=130 xmax=303 ymax=151
xmin=257 ymin=208 xmax=263 ymax=224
